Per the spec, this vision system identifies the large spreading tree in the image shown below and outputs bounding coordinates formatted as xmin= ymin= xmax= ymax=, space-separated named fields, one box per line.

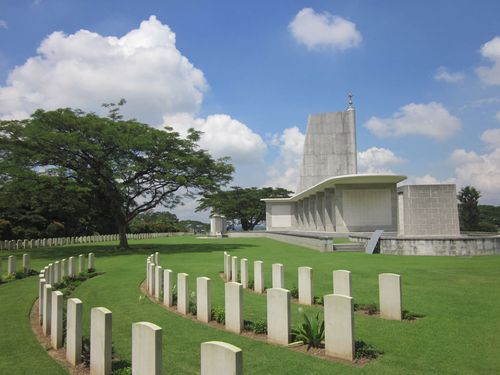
xmin=0 ymin=106 xmax=233 ymax=248
xmin=197 ymin=186 xmax=292 ymax=231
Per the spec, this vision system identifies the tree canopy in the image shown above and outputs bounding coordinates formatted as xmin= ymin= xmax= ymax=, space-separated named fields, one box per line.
xmin=457 ymin=186 xmax=481 ymax=231
xmin=0 ymin=106 xmax=233 ymax=247
xmin=197 ymin=186 xmax=292 ymax=231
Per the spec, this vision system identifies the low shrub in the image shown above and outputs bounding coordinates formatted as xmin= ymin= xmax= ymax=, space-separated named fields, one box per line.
xmin=252 ymin=319 xmax=267 ymax=334
xmin=313 ymin=296 xmax=324 ymax=305
xmin=292 ymin=312 xmax=324 ymax=349
xmin=290 ymin=285 xmax=299 ymax=299
xmin=211 ymin=305 xmax=225 ymax=324
xmin=354 ymin=302 xmax=378 ymax=315
xmin=402 ymin=309 xmax=425 ymax=320
xmin=354 ymin=340 xmax=381 ymax=360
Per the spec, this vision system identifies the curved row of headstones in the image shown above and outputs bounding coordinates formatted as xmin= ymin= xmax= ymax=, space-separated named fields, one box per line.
xmin=0 ymin=232 xmax=168 ymax=251
xmin=146 ymin=251 xmax=402 ymax=362
xmin=38 ymin=253 xmax=243 ymax=375
xmin=0 ymin=253 xmax=32 ymax=276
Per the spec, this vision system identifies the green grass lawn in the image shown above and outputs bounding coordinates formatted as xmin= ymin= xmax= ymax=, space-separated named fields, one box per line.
xmin=1 ymin=236 xmax=500 ymax=374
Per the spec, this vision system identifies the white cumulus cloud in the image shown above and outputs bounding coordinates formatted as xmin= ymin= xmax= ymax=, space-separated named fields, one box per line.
xmin=450 ymin=128 xmax=500 ymax=203
xmin=164 ymin=113 xmax=267 ymax=164
xmin=0 ymin=15 xmax=207 ymax=124
xmin=364 ymin=102 xmax=461 ymax=140
xmin=288 ymin=8 xmax=362 ymax=50
xmin=434 ymin=66 xmax=464 ymax=83
xmin=476 ymin=36 xmax=500 ymax=86
xmin=0 ymin=20 xmax=7 ymax=30
xmin=357 ymin=147 xmax=405 ymax=174
xmin=266 ymin=126 xmax=305 ymax=192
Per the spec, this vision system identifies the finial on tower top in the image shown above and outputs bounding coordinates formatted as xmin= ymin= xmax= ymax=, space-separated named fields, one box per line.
xmin=347 ymin=92 xmax=354 ymax=110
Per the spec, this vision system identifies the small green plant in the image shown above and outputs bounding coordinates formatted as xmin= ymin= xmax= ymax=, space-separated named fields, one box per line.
xmin=354 ymin=302 xmax=378 ymax=315
xmin=171 ymin=284 xmax=178 ymax=306
xmin=188 ymin=292 xmax=197 ymax=315
xmin=252 ymin=319 xmax=267 ymax=334
xmin=292 ymin=312 xmax=325 ymax=349
xmin=243 ymin=320 xmax=254 ymax=331
xmin=402 ymin=309 xmax=425 ymax=320
xmin=290 ymin=285 xmax=299 ymax=299
xmin=354 ymin=340 xmax=381 ymax=359
xmin=247 ymin=279 xmax=254 ymax=290
xmin=112 ymin=359 xmax=132 ymax=375
xmin=81 ymin=336 xmax=91 ymax=366
xmin=313 ymin=296 xmax=324 ymax=305
xmin=211 ymin=305 xmax=225 ymax=324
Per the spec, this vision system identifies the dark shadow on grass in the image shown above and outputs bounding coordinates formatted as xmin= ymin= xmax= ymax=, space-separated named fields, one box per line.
xmin=9 ymin=241 xmax=259 ymax=261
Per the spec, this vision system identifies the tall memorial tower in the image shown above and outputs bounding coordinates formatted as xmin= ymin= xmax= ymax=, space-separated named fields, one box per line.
xmin=296 ymin=93 xmax=357 ymax=193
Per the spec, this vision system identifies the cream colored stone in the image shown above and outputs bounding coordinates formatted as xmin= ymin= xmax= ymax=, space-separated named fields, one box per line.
xmin=67 ymin=298 xmax=83 ymax=366
xmin=197 ymin=277 xmax=211 ymax=323
xmin=324 ymin=294 xmax=354 ymax=361
xmin=225 ymin=253 xmax=232 ymax=282
xmin=163 ymin=269 xmax=173 ymax=307
xmin=298 ymin=266 xmax=313 ymax=305
xmin=132 ymin=322 xmax=162 ymax=375
xmin=155 ymin=266 xmax=163 ymax=300
xmin=53 ymin=261 xmax=61 ymax=284
xmin=38 ymin=278 xmax=46 ymax=325
xmin=148 ymin=263 xmax=155 ymax=295
xmin=22 ymin=253 xmax=30 ymax=272
xmin=43 ymin=284 xmax=53 ymax=335
xmin=240 ymin=258 xmax=248 ymax=289
xmin=231 ymin=256 xmax=238 ymax=282
xmin=51 ymin=291 xmax=63 ymax=349
xmin=68 ymin=256 xmax=76 ymax=277
xmin=200 ymin=341 xmax=243 ymax=375
xmin=225 ymin=282 xmax=243 ymax=334
xmin=266 ymin=288 xmax=290 ymax=345
xmin=88 ymin=252 xmax=95 ymax=271
xmin=154 ymin=252 xmax=160 ymax=265
xmin=254 ymin=260 xmax=264 ymax=294
xmin=79 ymin=254 xmax=85 ymax=273
xmin=90 ymin=307 xmax=112 ymax=375
xmin=333 ymin=270 xmax=352 ymax=297
xmin=223 ymin=252 xmax=228 ymax=280
xmin=379 ymin=273 xmax=402 ymax=320
xmin=272 ymin=263 xmax=284 ymax=289
xmin=7 ymin=255 xmax=15 ymax=275
xmin=177 ymin=273 xmax=189 ymax=315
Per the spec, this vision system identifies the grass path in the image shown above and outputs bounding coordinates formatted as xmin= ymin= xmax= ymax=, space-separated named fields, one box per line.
xmin=1 ymin=236 xmax=500 ymax=374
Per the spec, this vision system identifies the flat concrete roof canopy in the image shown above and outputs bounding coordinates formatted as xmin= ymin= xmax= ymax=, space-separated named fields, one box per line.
xmin=262 ymin=174 xmax=407 ymax=203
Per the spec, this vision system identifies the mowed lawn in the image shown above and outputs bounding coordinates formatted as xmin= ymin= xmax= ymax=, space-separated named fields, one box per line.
xmin=1 ymin=236 xmax=500 ymax=374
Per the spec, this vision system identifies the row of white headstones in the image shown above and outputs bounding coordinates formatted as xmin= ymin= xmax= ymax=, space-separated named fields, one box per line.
xmin=38 ymin=253 xmax=235 ymax=375
xmin=146 ymin=251 xmax=403 ymax=364
xmin=0 ymin=232 xmax=166 ymax=251
xmin=0 ymin=253 xmax=32 ymax=276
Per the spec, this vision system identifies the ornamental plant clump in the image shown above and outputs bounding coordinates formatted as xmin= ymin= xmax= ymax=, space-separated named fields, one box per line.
xmin=292 ymin=312 xmax=325 ymax=349
xmin=211 ymin=305 xmax=225 ymax=324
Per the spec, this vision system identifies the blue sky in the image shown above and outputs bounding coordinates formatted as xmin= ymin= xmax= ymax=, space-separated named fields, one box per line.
xmin=1 ymin=1 xmax=500 ymax=218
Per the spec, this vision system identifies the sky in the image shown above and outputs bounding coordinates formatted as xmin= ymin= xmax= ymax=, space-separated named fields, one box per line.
xmin=1 ymin=1 xmax=500 ymax=220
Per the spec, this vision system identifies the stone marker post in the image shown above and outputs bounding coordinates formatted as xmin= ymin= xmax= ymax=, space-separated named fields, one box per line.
xmin=333 ymin=270 xmax=352 ymax=297
xmin=197 ymin=277 xmax=211 ymax=323
xmin=225 ymin=282 xmax=243 ymax=334
xmin=79 ymin=254 xmax=85 ymax=274
xmin=53 ymin=261 xmax=61 ymax=284
xmin=224 ymin=254 xmax=231 ymax=282
xmin=154 ymin=252 xmax=160 ymax=265
xmin=22 ymin=253 xmax=31 ymax=272
xmin=88 ymin=252 xmax=95 ymax=271
xmin=61 ymin=259 xmax=67 ymax=278
xmin=148 ymin=263 xmax=155 ymax=295
xmin=155 ymin=266 xmax=163 ymax=300
xmin=90 ymin=307 xmax=112 ymax=375
xmin=272 ymin=263 xmax=284 ymax=289
xmin=223 ymin=252 xmax=228 ymax=280
xmin=68 ymin=256 xmax=76 ymax=277
xmin=324 ymin=294 xmax=355 ymax=361
xmin=298 ymin=266 xmax=313 ymax=305
xmin=267 ymin=288 xmax=290 ymax=345
xmin=132 ymin=322 xmax=162 ymax=375
xmin=39 ymin=278 xmax=46 ymax=324
xmin=177 ymin=273 xmax=189 ymax=315
xmin=254 ymin=260 xmax=264 ymax=294
xmin=379 ymin=273 xmax=402 ymax=320
xmin=200 ymin=341 xmax=243 ymax=375
xmin=163 ymin=269 xmax=173 ymax=307
xmin=8 ymin=255 xmax=15 ymax=275
xmin=51 ymin=291 xmax=64 ymax=349
xmin=240 ymin=258 xmax=248 ymax=289
xmin=43 ymin=284 xmax=53 ymax=336
xmin=231 ymin=256 xmax=238 ymax=282
xmin=67 ymin=298 xmax=83 ymax=366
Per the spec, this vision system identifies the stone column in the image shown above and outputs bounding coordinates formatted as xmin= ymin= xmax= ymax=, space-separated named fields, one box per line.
xmin=379 ymin=273 xmax=402 ymax=320
xmin=88 ymin=253 xmax=95 ymax=271
xmin=51 ymin=291 xmax=64 ymax=349
xmin=267 ymin=288 xmax=290 ymax=345
xmin=272 ymin=263 xmax=284 ymax=289
xmin=22 ymin=253 xmax=31 ymax=272
xmin=132 ymin=322 xmax=162 ymax=375
xmin=53 ymin=261 xmax=61 ymax=284
xmin=324 ymin=294 xmax=354 ymax=361
xmin=240 ymin=258 xmax=248 ymax=289
xmin=333 ymin=270 xmax=352 ymax=297
xmin=61 ymin=259 xmax=67 ymax=278
xmin=163 ymin=269 xmax=173 ymax=307
xmin=43 ymin=284 xmax=53 ymax=336
xmin=79 ymin=254 xmax=85 ymax=274
xmin=200 ymin=341 xmax=243 ymax=375
xmin=298 ymin=266 xmax=313 ymax=305
xmin=224 ymin=253 xmax=232 ymax=282
xmin=197 ymin=277 xmax=211 ymax=323
xmin=67 ymin=298 xmax=83 ymax=366
xmin=154 ymin=252 xmax=160 ymax=265
xmin=38 ymin=278 xmax=46 ymax=325
xmin=7 ymin=255 xmax=15 ymax=275
xmin=316 ymin=192 xmax=325 ymax=231
xmin=90 ymin=307 xmax=112 ymax=375
xmin=225 ymin=282 xmax=243 ymax=334
xmin=177 ymin=273 xmax=189 ymax=315
xmin=254 ymin=260 xmax=264 ymax=294
xmin=148 ymin=263 xmax=155 ymax=295
xmin=68 ymin=256 xmax=76 ymax=277
xmin=231 ymin=256 xmax=238 ymax=282
xmin=155 ymin=266 xmax=163 ymax=300
xmin=309 ymin=195 xmax=316 ymax=230
xmin=223 ymin=252 xmax=228 ymax=279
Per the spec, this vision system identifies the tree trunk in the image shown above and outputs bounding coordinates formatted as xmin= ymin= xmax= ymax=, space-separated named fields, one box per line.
xmin=118 ymin=221 xmax=129 ymax=249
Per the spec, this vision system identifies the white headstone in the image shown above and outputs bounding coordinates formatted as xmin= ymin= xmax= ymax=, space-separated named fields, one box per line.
xmin=132 ymin=322 xmax=162 ymax=375
xmin=197 ymin=277 xmax=211 ymax=323
xmin=333 ymin=270 xmax=352 ymax=297
xmin=240 ymin=258 xmax=248 ymax=289
xmin=231 ymin=256 xmax=238 ymax=282
xmin=272 ymin=263 xmax=284 ymax=289
xmin=200 ymin=341 xmax=243 ymax=375
xmin=7 ymin=255 xmax=15 ymax=275
xmin=379 ymin=273 xmax=402 ymax=320
xmin=225 ymin=282 xmax=243 ymax=334
xmin=22 ymin=253 xmax=31 ymax=272
xmin=324 ymin=294 xmax=354 ymax=361
xmin=67 ymin=298 xmax=83 ymax=366
xmin=51 ymin=291 xmax=64 ymax=349
xmin=43 ymin=284 xmax=53 ymax=336
xmin=155 ymin=266 xmax=163 ymax=300
xmin=254 ymin=260 xmax=264 ymax=294
xmin=266 ymin=288 xmax=290 ymax=345
xmin=90 ymin=307 xmax=112 ymax=375
xmin=177 ymin=273 xmax=189 ymax=315
xmin=298 ymin=266 xmax=313 ymax=305
xmin=163 ymin=269 xmax=173 ymax=307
